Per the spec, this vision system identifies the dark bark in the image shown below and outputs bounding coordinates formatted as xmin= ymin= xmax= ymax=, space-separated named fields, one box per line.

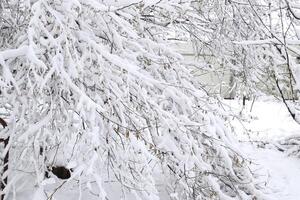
xmin=275 ymin=78 xmax=296 ymax=120
xmin=0 ymin=118 xmax=8 ymax=200
xmin=48 ymin=166 xmax=72 ymax=180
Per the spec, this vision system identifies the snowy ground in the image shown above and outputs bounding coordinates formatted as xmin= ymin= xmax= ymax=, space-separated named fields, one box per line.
xmin=243 ymin=144 xmax=300 ymax=200
xmin=228 ymin=99 xmax=300 ymax=200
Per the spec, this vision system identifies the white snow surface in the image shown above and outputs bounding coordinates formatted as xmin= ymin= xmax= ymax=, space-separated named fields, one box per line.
xmin=243 ymin=144 xmax=300 ymax=200
xmin=227 ymin=99 xmax=300 ymax=141
xmin=229 ymin=99 xmax=300 ymax=200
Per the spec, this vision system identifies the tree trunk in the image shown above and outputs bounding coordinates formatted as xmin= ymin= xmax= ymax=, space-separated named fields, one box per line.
xmin=0 ymin=118 xmax=8 ymax=200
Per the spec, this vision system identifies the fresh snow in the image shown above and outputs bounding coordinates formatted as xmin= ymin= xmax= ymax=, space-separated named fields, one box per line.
xmin=230 ymin=99 xmax=300 ymax=200
xmin=2 ymin=0 xmax=300 ymax=199
xmin=226 ymin=99 xmax=300 ymax=141
xmin=11 ymin=99 xmax=300 ymax=200
xmin=243 ymin=144 xmax=300 ymax=200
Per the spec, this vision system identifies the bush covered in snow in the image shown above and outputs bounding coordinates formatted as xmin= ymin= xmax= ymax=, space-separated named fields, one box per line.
xmin=5 ymin=0 xmax=300 ymax=199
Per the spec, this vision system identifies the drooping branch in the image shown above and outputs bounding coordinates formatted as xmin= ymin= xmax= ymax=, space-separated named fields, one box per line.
xmin=274 ymin=75 xmax=296 ymax=121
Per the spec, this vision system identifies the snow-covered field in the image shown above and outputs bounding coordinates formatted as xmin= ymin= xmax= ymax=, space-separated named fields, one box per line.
xmin=243 ymin=144 xmax=300 ymax=200
xmin=229 ymin=99 xmax=300 ymax=200
xmin=228 ymin=99 xmax=300 ymax=141
xmin=11 ymin=100 xmax=300 ymax=200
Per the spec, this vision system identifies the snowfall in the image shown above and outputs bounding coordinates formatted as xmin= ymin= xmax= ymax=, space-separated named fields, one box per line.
xmin=12 ymin=99 xmax=300 ymax=200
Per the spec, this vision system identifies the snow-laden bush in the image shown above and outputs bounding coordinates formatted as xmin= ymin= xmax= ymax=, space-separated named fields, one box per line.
xmin=0 ymin=0 xmax=262 ymax=199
